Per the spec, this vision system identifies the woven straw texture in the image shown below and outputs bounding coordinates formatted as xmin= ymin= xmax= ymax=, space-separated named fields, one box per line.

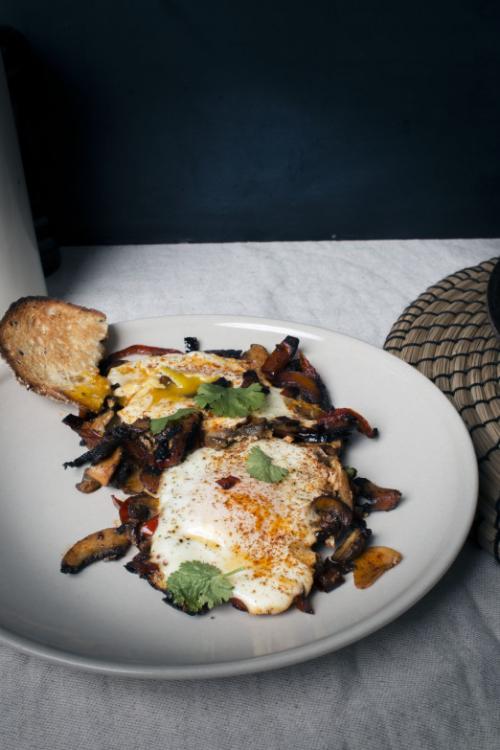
xmin=384 ymin=257 xmax=500 ymax=561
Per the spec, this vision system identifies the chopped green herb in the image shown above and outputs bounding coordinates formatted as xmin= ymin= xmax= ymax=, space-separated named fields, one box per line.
xmin=194 ymin=382 xmax=266 ymax=418
xmin=150 ymin=408 xmax=198 ymax=434
xmin=345 ymin=466 xmax=357 ymax=479
xmin=246 ymin=445 xmax=289 ymax=483
xmin=167 ymin=561 xmax=244 ymax=613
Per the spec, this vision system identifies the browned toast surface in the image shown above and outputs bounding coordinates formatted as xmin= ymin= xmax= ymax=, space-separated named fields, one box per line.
xmin=0 ymin=296 xmax=109 ymax=410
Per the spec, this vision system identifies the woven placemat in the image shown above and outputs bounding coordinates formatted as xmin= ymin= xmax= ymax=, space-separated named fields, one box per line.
xmin=384 ymin=257 xmax=500 ymax=561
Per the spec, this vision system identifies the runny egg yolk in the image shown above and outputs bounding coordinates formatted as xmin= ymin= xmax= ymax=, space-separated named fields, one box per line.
xmin=64 ymin=372 xmax=111 ymax=412
xmin=149 ymin=367 xmax=211 ymax=405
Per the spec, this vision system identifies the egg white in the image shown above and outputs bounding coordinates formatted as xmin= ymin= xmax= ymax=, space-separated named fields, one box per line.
xmin=150 ymin=438 xmax=347 ymax=615
xmin=109 ymin=351 xmax=294 ymax=431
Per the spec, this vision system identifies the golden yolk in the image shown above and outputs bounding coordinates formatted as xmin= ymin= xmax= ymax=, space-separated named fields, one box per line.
xmin=65 ymin=372 xmax=111 ymax=412
xmin=149 ymin=367 xmax=212 ymax=405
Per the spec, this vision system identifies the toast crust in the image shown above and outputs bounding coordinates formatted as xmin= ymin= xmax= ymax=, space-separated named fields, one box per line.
xmin=0 ymin=296 xmax=108 ymax=407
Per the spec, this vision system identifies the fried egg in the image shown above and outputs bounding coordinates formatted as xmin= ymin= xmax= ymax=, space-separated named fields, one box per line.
xmin=149 ymin=438 xmax=348 ymax=615
xmin=109 ymin=351 xmax=296 ymax=432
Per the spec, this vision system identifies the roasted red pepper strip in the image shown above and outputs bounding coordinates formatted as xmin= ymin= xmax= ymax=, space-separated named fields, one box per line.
xmin=140 ymin=516 xmax=159 ymax=537
xmin=318 ymin=408 xmax=378 ymax=438
xmin=101 ymin=344 xmax=181 ymax=374
xmin=112 ymin=494 xmax=130 ymax=524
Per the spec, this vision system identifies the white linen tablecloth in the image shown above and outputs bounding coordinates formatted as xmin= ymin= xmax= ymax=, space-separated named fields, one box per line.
xmin=1 ymin=239 xmax=499 ymax=750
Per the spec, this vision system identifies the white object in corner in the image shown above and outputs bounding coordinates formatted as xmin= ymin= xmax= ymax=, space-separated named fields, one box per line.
xmin=0 ymin=55 xmax=46 ymax=314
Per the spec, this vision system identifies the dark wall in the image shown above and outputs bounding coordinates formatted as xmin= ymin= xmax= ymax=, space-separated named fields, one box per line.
xmin=1 ymin=1 xmax=500 ymax=244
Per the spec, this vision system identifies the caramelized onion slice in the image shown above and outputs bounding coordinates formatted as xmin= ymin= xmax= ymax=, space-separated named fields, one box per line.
xmin=61 ymin=526 xmax=132 ymax=574
xmin=353 ymin=546 xmax=402 ymax=589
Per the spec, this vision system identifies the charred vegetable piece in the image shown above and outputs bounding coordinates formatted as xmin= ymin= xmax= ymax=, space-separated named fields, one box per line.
xmin=314 ymin=558 xmax=345 ymax=592
xmin=294 ymin=593 xmax=314 ymax=614
xmin=354 ymin=478 xmax=402 ymax=512
xmin=318 ymin=408 xmax=378 ymax=438
xmin=63 ymin=423 xmax=147 ymax=469
xmin=184 ymin=337 xmax=199 ymax=352
xmin=353 ymin=546 xmax=402 ymax=589
xmin=61 ymin=527 xmax=132 ymax=574
xmin=312 ymin=495 xmax=353 ymax=537
xmin=75 ymin=473 xmax=101 ymax=494
xmin=274 ymin=371 xmax=321 ymax=403
xmin=261 ymin=336 xmax=299 ymax=379
xmin=100 ymin=344 xmax=181 ymax=374
xmin=331 ymin=526 xmax=370 ymax=563
xmin=85 ymin=447 xmax=123 ymax=486
xmin=204 ymin=417 xmax=270 ymax=450
xmin=242 ymin=343 xmax=270 ymax=371
xmin=298 ymin=351 xmax=332 ymax=410
xmin=125 ymin=551 xmax=162 ymax=589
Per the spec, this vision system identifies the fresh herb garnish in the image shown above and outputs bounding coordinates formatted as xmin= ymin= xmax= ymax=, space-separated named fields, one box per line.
xmin=167 ymin=561 xmax=244 ymax=613
xmin=246 ymin=446 xmax=289 ymax=483
xmin=194 ymin=382 xmax=266 ymax=418
xmin=345 ymin=466 xmax=357 ymax=479
xmin=150 ymin=408 xmax=198 ymax=434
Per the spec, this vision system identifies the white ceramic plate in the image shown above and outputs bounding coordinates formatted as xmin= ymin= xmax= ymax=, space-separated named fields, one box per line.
xmin=0 ymin=315 xmax=477 ymax=679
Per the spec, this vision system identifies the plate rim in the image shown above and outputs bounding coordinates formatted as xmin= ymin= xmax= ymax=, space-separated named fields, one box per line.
xmin=0 ymin=313 xmax=479 ymax=679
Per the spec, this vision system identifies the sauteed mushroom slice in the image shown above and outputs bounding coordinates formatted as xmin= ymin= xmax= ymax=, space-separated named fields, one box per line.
xmin=314 ymin=558 xmax=345 ymax=592
xmin=61 ymin=526 xmax=132 ymax=574
xmin=354 ymin=478 xmax=402 ymax=512
xmin=331 ymin=526 xmax=370 ymax=563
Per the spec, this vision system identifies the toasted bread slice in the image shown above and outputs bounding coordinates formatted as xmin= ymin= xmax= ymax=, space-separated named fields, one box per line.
xmin=0 ymin=296 xmax=110 ymax=411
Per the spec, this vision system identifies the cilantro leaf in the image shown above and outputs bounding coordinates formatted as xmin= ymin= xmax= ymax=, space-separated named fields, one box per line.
xmin=194 ymin=382 xmax=266 ymax=418
xmin=167 ymin=561 xmax=244 ymax=613
xmin=150 ymin=408 xmax=198 ymax=434
xmin=246 ymin=446 xmax=289 ymax=483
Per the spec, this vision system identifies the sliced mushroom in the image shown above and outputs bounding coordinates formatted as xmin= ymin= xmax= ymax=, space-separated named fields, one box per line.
xmin=75 ymin=473 xmax=101 ymax=494
xmin=331 ymin=526 xmax=370 ymax=563
xmin=61 ymin=526 xmax=132 ymax=574
xmin=312 ymin=495 xmax=353 ymax=538
xmin=354 ymin=478 xmax=402 ymax=512
xmin=115 ymin=464 xmax=147 ymax=494
xmin=242 ymin=343 xmax=270 ymax=371
xmin=353 ymin=546 xmax=402 ymax=589
xmin=85 ymin=446 xmax=123 ymax=486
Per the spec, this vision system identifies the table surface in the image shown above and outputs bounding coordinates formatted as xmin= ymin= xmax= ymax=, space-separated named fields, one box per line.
xmin=2 ymin=239 xmax=499 ymax=750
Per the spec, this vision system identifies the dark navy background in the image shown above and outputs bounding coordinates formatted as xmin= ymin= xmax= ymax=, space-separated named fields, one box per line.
xmin=1 ymin=1 xmax=499 ymax=244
